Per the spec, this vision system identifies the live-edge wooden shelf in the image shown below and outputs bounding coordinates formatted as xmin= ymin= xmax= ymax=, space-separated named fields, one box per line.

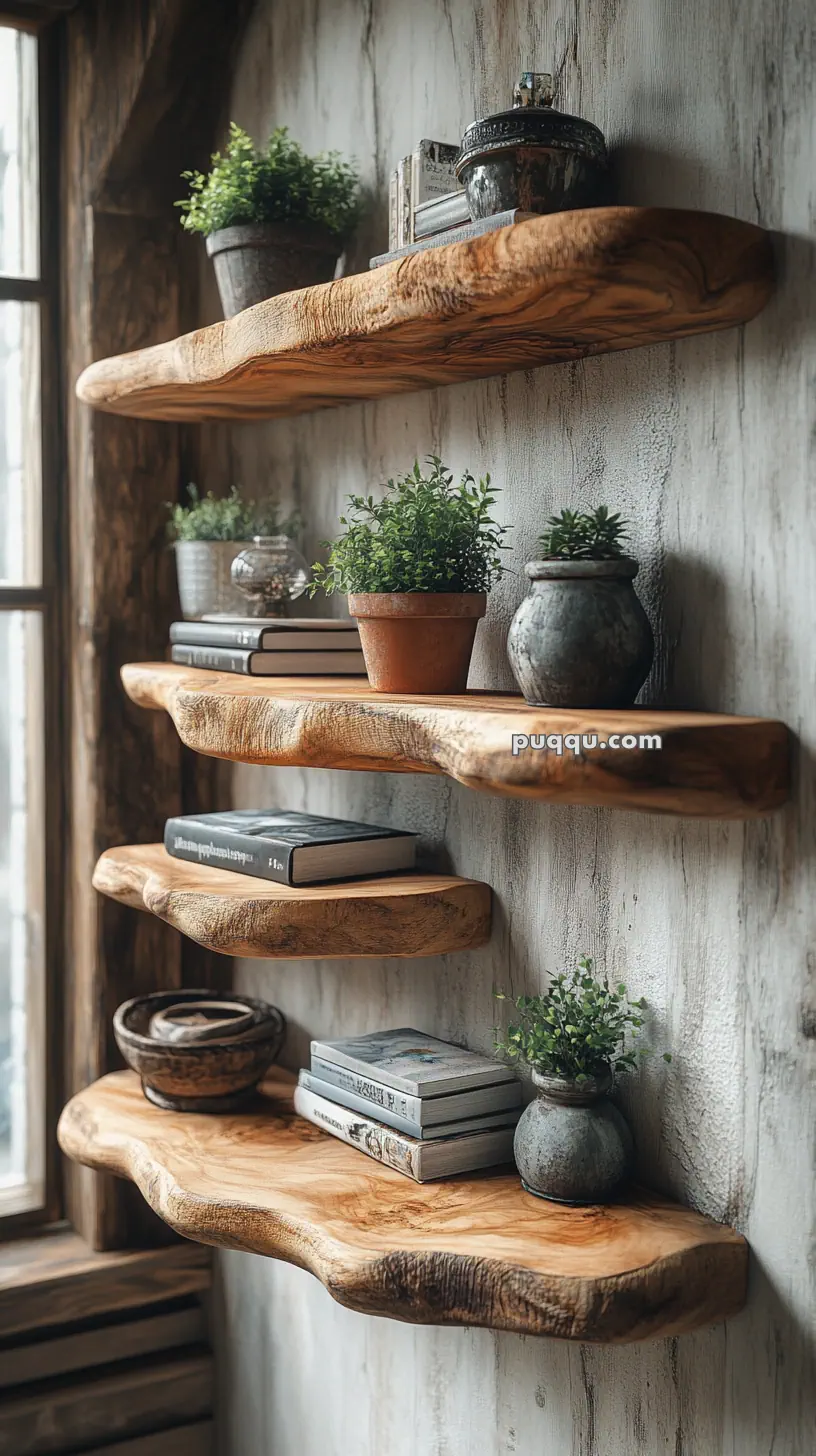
xmin=58 ymin=1070 xmax=748 ymax=1343
xmin=122 ymin=663 xmax=790 ymax=818
xmin=93 ymin=843 xmax=491 ymax=958
xmin=75 ymin=208 xmax=773 ymax=422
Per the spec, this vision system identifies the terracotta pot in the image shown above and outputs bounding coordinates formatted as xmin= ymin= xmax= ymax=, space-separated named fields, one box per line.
xmin=348 ymin=593 xmax=487 ymax=694
xmin=206 ymin=221 xmax=340 ymax=317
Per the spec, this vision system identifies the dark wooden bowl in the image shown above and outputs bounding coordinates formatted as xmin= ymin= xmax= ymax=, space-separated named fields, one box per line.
xmin=114 ymin=989 xmax=286 ymax=1112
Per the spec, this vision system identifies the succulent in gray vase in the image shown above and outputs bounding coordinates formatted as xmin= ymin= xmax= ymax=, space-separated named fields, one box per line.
xmin=507 ymin=506 xmax=654 ymax=707
xmin=495 ymin=956 xmax=671 ymax=1204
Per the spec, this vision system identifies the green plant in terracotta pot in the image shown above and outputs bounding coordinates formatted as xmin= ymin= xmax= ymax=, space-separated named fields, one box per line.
xmin=309 ymin=457 xmax=508 ymax=693
xmin=176 ymin=124 xmax=361 ymax=318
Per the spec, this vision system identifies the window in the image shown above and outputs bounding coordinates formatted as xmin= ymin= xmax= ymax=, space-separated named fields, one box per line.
xmin=0 ymin=22 xmax=60 ymax=1229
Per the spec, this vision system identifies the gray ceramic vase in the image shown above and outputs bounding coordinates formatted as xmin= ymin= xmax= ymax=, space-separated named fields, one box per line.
xmin=507 ymin=558 xmax=654 ymax=708
xmin=206 ymin=221 xmax=340 ymax=317
xmin=514 ymin=1067 xmax=634 ymax=1204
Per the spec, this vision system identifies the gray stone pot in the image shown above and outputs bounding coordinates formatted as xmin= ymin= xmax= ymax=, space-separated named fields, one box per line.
xmin=206 ymin=222 xmax=340 ymax=318
xmin=507 ymin=558 xmax=654 ymax=708
xmin=514 ymin=1067 xmax=634 ymax=1204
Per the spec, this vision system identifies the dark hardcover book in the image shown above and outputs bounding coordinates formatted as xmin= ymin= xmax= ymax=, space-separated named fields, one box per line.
xmin=170 ymin=643 xmax=367 ymax=676
xmin=297 ymin=1070 xmax=520 ymax=1140
xmin=170 ymin=619 xmax=360 ymax=652
xmin=369 ymin=210 xmax=535 ymax=269
xmin=164 ymin=810 xmax=417 ymax=886
xmin=311 ymin=1028 xmax=512 ymax=1096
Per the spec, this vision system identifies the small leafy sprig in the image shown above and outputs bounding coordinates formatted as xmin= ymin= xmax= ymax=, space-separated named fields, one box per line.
xmin=176 ymin=123 xmax=360 ymax=240
xmin=538 ymin=506 xmax=629 ymax=560
xmin=167 ymin=484 xmax=301 ymax=543
xmin=309 ymin=456 xmax=509 ymax=596
xmin=495 ymin=956 xmax=671 ymax=1082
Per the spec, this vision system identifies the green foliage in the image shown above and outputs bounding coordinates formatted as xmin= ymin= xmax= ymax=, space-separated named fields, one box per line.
xmin=166 ymin=484 xmax=301 ymax=543
xmin=176 ymin=123 xmax=361 ymax=239
xmin=495 ymin=956 xmax=671 ymax=1082
xmin=309 ymin=457 xmax=509 ymax=596
xmin=538 ymin=506 xmax=629 ymax=560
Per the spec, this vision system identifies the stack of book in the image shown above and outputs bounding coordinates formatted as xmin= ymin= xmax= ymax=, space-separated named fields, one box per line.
xmin=387 ymin=138 xmax=468 ymax=252
xmin=294 ymin=1028 xmax=522 ymax=1181
xmin=169 ymin=617 xmax=366 ymax=677
xmin=375 ymin=135 xmax=534 ymax=269
xmin=164 ymin=810 xmax=418 ymax=885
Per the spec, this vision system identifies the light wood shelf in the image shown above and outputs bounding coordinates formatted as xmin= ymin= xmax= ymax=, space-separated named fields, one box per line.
xmin=58 ymin=1070 xmax=748 ymax=1342
xmin=121 ymin=663 xmax=790 ymax=818
xmin=75 ymin=208 xmax=773 ymax=422
xmin=93 ymin=843 xmax=491 ymax=958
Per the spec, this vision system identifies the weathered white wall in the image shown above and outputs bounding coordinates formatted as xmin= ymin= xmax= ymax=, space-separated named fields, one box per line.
xmin=202 ymin=2 xmax=815 ymax=1452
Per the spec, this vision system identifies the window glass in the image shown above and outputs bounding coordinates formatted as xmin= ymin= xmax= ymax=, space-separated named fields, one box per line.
xmin=0 ymin=300 xmax=41 ymax=585
xmin=0 ymin=25 xmax=39 ymax=280
xmin=0 ymin=609 xmax=45 ymax=1216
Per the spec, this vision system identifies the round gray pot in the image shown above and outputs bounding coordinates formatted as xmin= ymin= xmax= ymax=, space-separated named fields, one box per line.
xmin=206 ymin=221 xmax=341 ymax=318
xmin=514 ymin=1067 xmax=634 ymax=1204
xmin=507 ymin=558 xmax=654 ymax=708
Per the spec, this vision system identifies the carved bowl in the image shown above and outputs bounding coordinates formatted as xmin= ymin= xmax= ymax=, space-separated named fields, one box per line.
xmin=114 ymin=989 xmax=286 ymax=1113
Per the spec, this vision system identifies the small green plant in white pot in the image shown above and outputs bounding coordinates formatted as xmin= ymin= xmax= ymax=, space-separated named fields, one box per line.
xmin=495 ymin=957 xmax=670 ymax=1204
xmin=507 ymin=506 xmax=654 ymax=707
xmin=168 ymin=485 xmax=304 ymax=620
xmin=177 ymin=123 xmax=361 ymax=317
xmin=309 ymin=457 xmax=508 ymax=693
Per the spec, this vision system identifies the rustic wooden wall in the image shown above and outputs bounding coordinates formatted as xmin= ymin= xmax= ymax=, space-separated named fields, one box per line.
xmin=192 ymin=2 xmax=814 ymax=1451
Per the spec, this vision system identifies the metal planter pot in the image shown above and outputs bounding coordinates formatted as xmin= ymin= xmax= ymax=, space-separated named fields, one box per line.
xmin=206 ymin=221 xmax=340 ymax=318
xmin=174 ymin=540 xmax=250 ymax=620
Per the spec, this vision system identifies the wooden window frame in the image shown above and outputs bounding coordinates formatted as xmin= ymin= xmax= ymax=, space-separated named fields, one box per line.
xmin=0 ymin=20 xmax=64 ymax=1238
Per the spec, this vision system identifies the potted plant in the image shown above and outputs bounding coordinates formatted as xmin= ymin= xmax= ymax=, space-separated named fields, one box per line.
xmin=309 ymin=457 xmax=508 ymax=693
xmin=167 ymin=485 xmax=304 ymax=620
xmin=506 ymin=506 xmax=654 ymax=707
xmin=495 ymin=958 xmax=670 ymax=1203
xmin=176 ymin=123 xmax=361 ymax=317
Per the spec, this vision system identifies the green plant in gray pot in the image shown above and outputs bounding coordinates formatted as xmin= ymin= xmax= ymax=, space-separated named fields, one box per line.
xmin=167 ymin=485 xmax=303 ymax=620
xmin=495 ymin=958 xmax=670 ymax=1204
xmin=177 ymin=124 xmax=361 ymax=317
xmin=506 ymin=507 xmax=654 ymax=707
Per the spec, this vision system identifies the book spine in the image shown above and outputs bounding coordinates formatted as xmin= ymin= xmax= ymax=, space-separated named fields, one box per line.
xmin=309 ymin=1056 xmax=422 ymax=1122
xmin=299 ymin=1070 xmax=423 ymax=1137
xmin=388 ymin=169 xmax=399 ymax=251
xmin=293 ymin=1086 xmax=425 ymax=1181
xmin=396 ymin=155 xmax=412 ymax=247
xmin=170 ymin=643 xmax=252 ymax=674
xmin=369 ymin=210 xmax=533 ymax=269
xmin=163 ymin=818 xmax=294 ymax=885
xmin=170 ymin=622 xmax=267 ymax=650
xmin=413 ymin=191 xmax=471 ymax=239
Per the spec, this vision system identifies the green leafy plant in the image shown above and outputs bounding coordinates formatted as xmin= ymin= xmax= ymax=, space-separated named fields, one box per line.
xmin=309 ymin=457 xmax=509 ymax=596
xmin=166 ymin=485 xmax=301 ymax=543
xmin=494 ymin=956 xmax=671 ymax=1082
xmin=538 ymin=506 xmax=629 ymax=560
xmin=176 ymin=123 xmax=361 ymax=240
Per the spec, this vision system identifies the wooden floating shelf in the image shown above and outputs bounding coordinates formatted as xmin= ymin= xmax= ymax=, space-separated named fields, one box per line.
xmin=58 ymin=1070 xmax=748 ymax=1343
xmin=122 ymin=663 xmax=790 ymax=818
xmin=92 ymin=843 xmax=491 ymax=959
xmin=75 ymin=208 xmax=773 ymax=422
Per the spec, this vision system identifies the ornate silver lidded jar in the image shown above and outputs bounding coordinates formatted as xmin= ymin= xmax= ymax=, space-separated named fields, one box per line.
xmin=514 ymin=1066 xmax=634 ymax=1204
xmin=454 ymin=71 xmax=608 ymax=219
xmin=230 ymin=534 xmax=310 ymax=618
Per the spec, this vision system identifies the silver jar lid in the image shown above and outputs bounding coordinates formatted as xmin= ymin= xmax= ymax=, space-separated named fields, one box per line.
xmin=455 ymin=72 xmax=607 ymax=176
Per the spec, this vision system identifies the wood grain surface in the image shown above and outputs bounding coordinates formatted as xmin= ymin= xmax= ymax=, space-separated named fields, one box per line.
xmin=120 ymin=662 xmax=790 ymax=817
xmin=57 ymin=1071 xmax=748 ymax=1344
xmin=74 ymin=208 xmax=773 ymax=422
xmin=92 ymin=843 xmax=492 ymax=958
